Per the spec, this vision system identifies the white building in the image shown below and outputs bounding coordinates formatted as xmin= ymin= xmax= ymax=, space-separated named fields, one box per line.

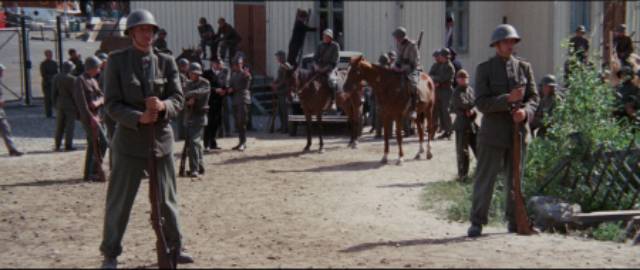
xmin=131 ymin=1 xmax=638 ymax=83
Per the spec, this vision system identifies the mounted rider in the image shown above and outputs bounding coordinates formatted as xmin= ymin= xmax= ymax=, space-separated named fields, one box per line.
xmin=312 ymin=28 xmax=340 ymax=109
xmin=391 ymin=26 xmax=421 ymax=119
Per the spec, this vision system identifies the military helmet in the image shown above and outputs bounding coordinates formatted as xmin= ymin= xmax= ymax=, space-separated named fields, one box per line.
xmin=177 ymin=58 xmax=189 ymax=67
xmin=576 ymin=25 xmax=586 ymax=33
xmin=432 ymin=49 xmax=441 ymax=57
xmin=387 ymin=50 xmax=397 ymax=58
xmin=322 ymin=29 xmax=334 ymax=39
xmin=96 ymin=52 xmax=108 ymax=61
xmin=189 ymin=62 xmax=202 ymax=75
xmin=232 ymin=54 xmax=244 ymax=65
xmin=440 ymin=48 xmax=451 ymax=57
xmin=378 ymin=54 xmax=390 ymax=66
xmin=125 ymin=9 xmax=159 ymax=35
xmin=275 ymin=50 xmax=286 ymax=58
xmin=456 ymin=69 xmax=469 ymax=78
xmin=392 ymin=27 xmax=407 ymax=38
xmin=540 ymin=74 xmax=557 ymax=87
xmin=62 ymin=61 xmax=75 ymax=73
xmin=489 ymin=24 xmax=521 ymax=47
xmin=85 ymin=56 xmax=102 ymax=70
xmin=616 ymin=24 xmax=627 ymax=33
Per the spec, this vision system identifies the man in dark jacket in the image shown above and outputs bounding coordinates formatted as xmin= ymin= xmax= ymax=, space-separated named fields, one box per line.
xmin=197 ymin=18 xmax=215 ymax=60
xmin=614 ymin=24 xmax=635 ymax=66
xmin=287 ymin=9 xmax=316 ymax=67
xmin=216 ymin=17 xmax=242 ymax=63
xmin=40 ymin=49 xmax=58 ymax=118
xmin=202 ymin=58 xmax=229 ymax=150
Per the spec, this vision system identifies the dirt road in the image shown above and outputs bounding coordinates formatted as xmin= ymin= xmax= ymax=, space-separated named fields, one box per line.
xmin=1 ymin=128 xmax=638 ymax=268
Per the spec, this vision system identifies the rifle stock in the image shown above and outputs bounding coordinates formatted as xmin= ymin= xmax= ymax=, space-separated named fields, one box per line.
xmin=512 ymin=113 xmax=536 ymax=235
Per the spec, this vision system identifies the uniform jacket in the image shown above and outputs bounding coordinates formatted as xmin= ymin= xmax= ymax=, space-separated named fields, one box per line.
xmin=153 ymin=38 xmax=168 ymax=52
xmin=429 ymin=61 xmax=455 ymax=89
xmin=203 ymin=67 xmax=230 ymax=104
xmin=52 ymin=72 xmax=77 ymax=112
xmin=569 ymin=36 xmax=589 ymax=53
xmin=70 ymin=57 xmax=85 ymax=76
xmin=617 ymin=81 xmax=640 ymax=114
xmin=313 ymin=41 xmax=340 ymax=72
xmin=229 ymin=68 xmax=252 ymax=106
xmin=474 ymin=55 xmax=539 ymax=148
xmin=273 ymin=63 xmax=293 ymax=95
xmin=395 ymin=39 xmax=420 ymax=74
xmin=614 ymin=35 xmax=634 ymax=58
xmin=532 ymin=93 xmax=561 ymax=128
xmin=183 ymin=77 xmax=211 ymax=127
xmin=452 ymin=85 xmax=475 ymax=130
xmin=40 ymin=59 xmax=58 ymax=85
xmin=73 ymin=73 xmax=103 ymax=125
xmin=198 ymin=23 xmax=215 ymax=39
xmin=105 ymin=47 xmax=184 ymax=158
xmin=217 ymin=23 xmax=241 ymax=44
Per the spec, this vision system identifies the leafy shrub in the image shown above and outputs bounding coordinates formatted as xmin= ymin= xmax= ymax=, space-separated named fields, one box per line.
xmin=591 ymin=221 xmax=626 ymax=243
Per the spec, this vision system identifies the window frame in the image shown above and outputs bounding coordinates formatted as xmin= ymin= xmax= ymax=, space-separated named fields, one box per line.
xmin=445 ymin=0 xmax=469 ymax=53
xmin=316 ymin=0 xmax=345 ymax=48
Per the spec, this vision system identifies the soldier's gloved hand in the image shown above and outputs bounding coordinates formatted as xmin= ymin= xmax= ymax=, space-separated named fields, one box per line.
xmin=139 ymin=109 xmax=159 ymax=124
xmin=508 ymin=87 xmax=525 ymax=103
xmin=512 ymin=108 xmax=526 ymax=123
xmin=145 ymin=96 xmax=165 ymax=113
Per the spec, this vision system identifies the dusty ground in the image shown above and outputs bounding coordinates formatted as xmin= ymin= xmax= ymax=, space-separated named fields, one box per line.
xmin=0 ymin=106 xmax=639 ymax=268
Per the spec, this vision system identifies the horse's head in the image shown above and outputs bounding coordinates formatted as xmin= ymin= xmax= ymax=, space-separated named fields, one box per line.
xmin=344 ymin=55 xmax=371 ymax=92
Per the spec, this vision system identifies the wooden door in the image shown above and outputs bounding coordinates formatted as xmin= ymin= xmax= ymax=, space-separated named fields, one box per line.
xmin=603 ymin=0 xmax=626 ymax=63
xmin=234 ymin=3 xmax=266 ymax=76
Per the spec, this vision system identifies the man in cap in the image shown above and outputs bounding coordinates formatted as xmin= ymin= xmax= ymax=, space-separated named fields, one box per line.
xmin=271 ymin=50 xmax=293 ymax=133
xmin=202 ymin=58 xmax=229 ymax=150
xmin=0 ymin=64 xmax=23 ymax=156
xmin=451 ymin=69 xmax=477 ymax=181
xmin=615 ymin=67 xmax=640 ymax=122
xmin=40 ymin=49 xmax=59 ymax=118
xmin=153 ymin=28 xmax=171 ymax=54
xmin=614 ymin=24 xmax=635 ymax=66
xmin=73 ymin=56 xmax=108 ymax=182
xmin=100 ymin=9 xmax=193 ymax=268
xmin=391 ymin=26 xmax=421 ymax=119
xmin=531 ymin=74 xmax=561 ymax=138
xmin=183 ymin=62 xmax=211 ymax=177
xmin=68 ymin=48 xmax=85 ymax=76
xmin=429 ymin=48 xmax=455 ymax=139
xmin=197 ymin=17 xmax=215 ymax=60
xmin=215 ymin=17 xmax=242 ymax=62
xmin=228 ymin=55 xmax=252 ymax=151
xmin=287 ymin=9 xmax=317 ymax=67
xmin=175 ymin=58 xmax=190 ymax=140
xmin=569 ymin=25 xmax=589 ymax=60
xmin=52 ymin=61 xmax=78 ymax=151
xmin=468 ymin=24 xmax=539 ymax=238
xmin=312 ymin=28 xmax=341 ymax=108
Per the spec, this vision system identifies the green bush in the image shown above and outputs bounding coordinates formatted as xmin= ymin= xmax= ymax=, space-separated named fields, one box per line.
xmin=591 ymin=221 xmax=626 ymax=243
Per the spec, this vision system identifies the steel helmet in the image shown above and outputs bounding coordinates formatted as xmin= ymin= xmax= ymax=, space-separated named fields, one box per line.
xmin=62 ymin=61 xmax=75 ymax=73
xmin=177 ymin=58 xmax=189 ymax=67
xmin=392 ymin=27 xmax=407 ymax=38
xmin=456 ymin=69 xmax=469 ymax=78
xmin=96 ymin=52 xmax=109 ymax=61
xmin=189 ymin=62 xmax=202 ymax=75
xmin=489 ymin=24 xmax=521 ymax=47
xmin=387 ymin=50 xmax=397 ymax=58
xmin=322 ymin=29 xmax=334 ymax=39
xmin=576 ymin=25 xmax=586 ymax=33
xmin=440 ymin=48 xmax=451 ymax=58
xmin=85 ymin=56 xmax=102 ymax=70
xmin=540 ymin=74 xmax=557 ymax=87
xmin=275 ymin=50 xmax=286 ymax=58
xmin=125 ymin=9 xmax=159 ymax=35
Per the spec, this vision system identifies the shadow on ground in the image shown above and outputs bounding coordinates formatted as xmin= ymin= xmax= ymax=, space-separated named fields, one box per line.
xmin=339 ymin=233 xmax=508 ymax=253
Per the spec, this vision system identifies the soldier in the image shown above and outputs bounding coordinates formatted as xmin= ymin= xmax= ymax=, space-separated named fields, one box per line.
xmin=391 ymin=27 xmax=421 ymax=120
xmin=569 ymin=25 xmax=589 ymax=60
xmin=197 ymin=18 xmax=215 ymax=60
xmin=183 ymin=62 xmax=210 ymax=177
xmin=202 ymin=58 xmax=229 ymax=150
xmin=368 ymin=53 xmax=390 ymax=138
xmin=429 ymin=48 xmax=455 ymax=139
xmin=468 ymin=24 xmax=539 ymax=237
xmin=287 ymin=9 xmax=317 ymax=67
xmin=73 ymin=56 xmax=108 ymax=182
xmin=531 ymin=74 xmax=561 ymax=138
xmin=175 ymin=58 xmax=190 ymax=141
xmin=68 ymin=48 xmax=85 ymax=76
xmin=215 ymin=17 xmax=242 ymax=63
xmin=449 ymin=48 xmax=464 ymax=88
xmin=451 ymin=69 xmax=477 ymax=181
xmin=615 ymin=67 xmax=640 ymax=123
xmin=312 ymin=29 xmax=340 ymax=109
xmin=40 ymin=49 xmax=58 ymax=118
xmin=271 ymin=50 xmax=293 ymax=133
xmin=0 ymin=64 xmax=23 ymax=157
xmin=614 ymin=24 xmax=634 ymax=66
xmin=387 ymin=50 xmax=397 ymax=67
xmin=52 ymin=61 xmax=78 ymax=152
xmin=100 ymin=9 xmax=193 ymax=268
xmin=153 ymin=28 xmax=171 ymax=54
xmin=228 ymin=55 xmax=252 ymax=151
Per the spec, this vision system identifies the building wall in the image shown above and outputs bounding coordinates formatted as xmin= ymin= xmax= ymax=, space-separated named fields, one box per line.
xmin=343 ymin=1 xmax=396 ymax=63
xmin=400 ymin=0 xmax=446 ymax=71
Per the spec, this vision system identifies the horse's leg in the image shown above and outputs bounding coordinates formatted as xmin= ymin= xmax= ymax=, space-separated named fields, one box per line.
xmin=396 ymin=115 xmax=404 ymax=166
xmin=317 ymin=114 xmax=325 ymax=153
xmin=381 ymin=116 xmax=391 ymax=164
xmin=304 ymin=113 xmax=312 ymax=152
xmin=426 ymin=103 xmax=435 ymax=160
xmin=415 ymin=112 xmax=425 ymax=160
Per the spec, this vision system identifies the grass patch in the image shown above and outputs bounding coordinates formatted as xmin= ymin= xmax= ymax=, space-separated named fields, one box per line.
xmin=591 ymin=222 xmax=627 ymax=243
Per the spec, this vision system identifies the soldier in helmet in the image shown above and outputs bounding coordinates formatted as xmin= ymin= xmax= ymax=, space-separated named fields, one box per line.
xmin=429 ymin=48 xmax=455 ymax=139
xmin=52 ymin=61 xmax=78 ymax=151
xmin=391 ymin=26 xmax=421 ymax=120
xmin=312 ymin=29 xmax=341 ymax=109
xmin=451 ymin=69 xmax=477 ymax=181
xmin=614 ymin=24 xmax=634 ymax=66
xmin=569 ymin=25 xmax=589 ymax=61
xmin=73 ymin=56 xmax=108 ymax=182
xmin=467 ymin=24 xmax=539 ymax=238
xmin=153 ymin=28 xmax=171 ymax=54
xmin=271 ymin=50 xmax=293 ymax=133
xmin=531 ymin=74 xmax=561 ymax=138
xmin=175 ymin=58 xmax=190 ymax=140
xmin=100 ymin=9 xmax=193 ymax=268
xmin=183 ymin=62 xmax=211 ymax=177
xmin=228 ymin=55 xmax=252 ymax=151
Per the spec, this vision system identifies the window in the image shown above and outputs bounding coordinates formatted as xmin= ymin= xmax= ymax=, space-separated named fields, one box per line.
xmin=570 ymin=1 xmax=591 ymax=32
xmin=445 ymin=0 xmax=469 ymax=53
xmin=317 ymin=0 xmax=344 ymax=48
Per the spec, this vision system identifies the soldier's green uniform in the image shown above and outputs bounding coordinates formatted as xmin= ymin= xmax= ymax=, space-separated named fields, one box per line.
xmin=469 ymin=24 xmax=539 ymax=237
xmin=451 ymin=74 xmax=477 ymax=179
xmin=40 ymin=58 xmax=58 ymax=118
xmin=183 ymin=66 xmax=210 ymax=176
xmin=531 ymin=75 xmax=561 ymax=138
xmin=229 ymin=58 xmax=252 ymax=150
xmin=73 ymin=59 xmax=108 ymax=182
xmin=313 ymin=29 xmax=340 ymax=101
xmin=101 ymin=46 xmax=185 ymax=259
xmin=52 ymin=61 xmax=77 ymax=151
xmin=429 ymin=54 xmax=455 ymax=136
xmin=393 ymin=27 xmax=421 ymax=115
xmin=273 ymin=51 xmax=292 ymax=133
xmin=175 ymin=63 xmax=189 ymax=141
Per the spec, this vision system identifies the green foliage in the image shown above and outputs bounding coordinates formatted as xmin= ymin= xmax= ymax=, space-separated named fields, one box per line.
xmin=524 ymin=46 xmax=640 ymax=212
xmin=591 ymin=222 xmax=626 ymax=243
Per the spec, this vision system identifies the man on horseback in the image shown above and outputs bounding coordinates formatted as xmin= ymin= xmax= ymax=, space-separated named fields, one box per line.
xmin=391 ymin=27 xmax=421 ymax=120
xmin=312 ymin=29 xmax=341 ymax=110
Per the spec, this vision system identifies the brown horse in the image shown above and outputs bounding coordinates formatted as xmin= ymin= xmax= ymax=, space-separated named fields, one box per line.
xmin=336 ymin=81 xmax=365 ymax=149
xmin=344 ymin=56 xmax=436 ymax=165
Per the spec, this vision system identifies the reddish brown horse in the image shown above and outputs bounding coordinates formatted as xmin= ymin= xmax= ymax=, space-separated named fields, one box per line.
xmin=344 ymin=56 xmax=436 ymax=165
xmin=293 ymin=69 xmax=334 ymax=153
xmin=336 ymin=81 xmax=365 ymax=149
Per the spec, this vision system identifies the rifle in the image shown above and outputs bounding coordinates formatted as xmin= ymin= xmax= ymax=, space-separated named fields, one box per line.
xmin=145 ymin=80 xmax=179 ymax=269
xmin=268 ymin=86 xmax=278 ymax=133
xmin=417 ymin=30 xmax=424 ymax=50
xmin=90 ymin=120 xmax=106 ymax=182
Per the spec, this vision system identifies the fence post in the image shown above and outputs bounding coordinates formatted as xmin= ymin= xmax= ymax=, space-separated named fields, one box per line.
xmin=20 ymin=16 xmax=32 ymax=106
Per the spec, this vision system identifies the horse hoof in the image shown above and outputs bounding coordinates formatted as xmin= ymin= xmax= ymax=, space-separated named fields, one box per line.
xmin=427 ymin=153 xmax=433 ymax=160
xmin=350 ymin=143 xmax=358 ymax=149
xmin=319 ymin=148 xmax=325 ymax=154
xmin=381 ymin=157 xmax=388 ymax=164
xmin=396 ymin=158 xmax=404 ymax=166
xmin=414 ymin=153 xmax=422 ymax=160
xmin=303 ymin=147 xmax=311 ymax=152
